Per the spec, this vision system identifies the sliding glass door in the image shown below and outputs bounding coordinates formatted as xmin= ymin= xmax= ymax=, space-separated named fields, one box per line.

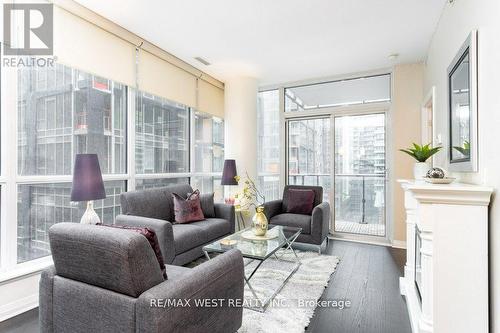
xmin=334 ymin=113 xmax=386 ymax=236
xmin=287 ymin=117 xmax=332 ymax=203
xmin=286 ymin=113 xmax=386 ymax=238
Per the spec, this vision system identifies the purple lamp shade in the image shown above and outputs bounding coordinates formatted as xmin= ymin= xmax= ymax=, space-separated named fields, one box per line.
xmin=70 ymin=154 xmax=106 ymax=202
xmin=221 ymin=159 xmax=238 ymax=185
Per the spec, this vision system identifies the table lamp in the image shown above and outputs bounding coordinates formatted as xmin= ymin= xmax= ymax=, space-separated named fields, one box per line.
xmin=70 ymin=154 xmax=106 ymax=224
xmin=221 ymin=159 xmax=238 ymax=204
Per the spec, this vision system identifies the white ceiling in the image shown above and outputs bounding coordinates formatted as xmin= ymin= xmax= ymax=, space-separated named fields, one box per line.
xmin=75 ymin=0 xmax=447 ymax=86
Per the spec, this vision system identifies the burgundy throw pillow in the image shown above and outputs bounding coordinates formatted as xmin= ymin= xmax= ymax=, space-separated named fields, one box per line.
xmin=97 ymin=224 xmax=167 ymax=279
xmin=172 ymin=189 xmax=205 ymax=224
xmin=286 ymin=189 xmax=316 ymax=215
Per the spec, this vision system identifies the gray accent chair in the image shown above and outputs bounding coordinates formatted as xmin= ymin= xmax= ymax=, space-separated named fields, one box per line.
xmin=116 ymin=184 xmax=235 ymax=266
xmin=264 ymin=185 xmax=330 ymax=253
xmin=40 ymin=223 xmax=244 ymax=333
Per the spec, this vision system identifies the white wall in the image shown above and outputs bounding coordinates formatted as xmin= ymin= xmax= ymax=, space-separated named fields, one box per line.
xmin=424 ymin=0 xmax=500 ymax=330
xmin=0 ymin=273 xmax=40 ymax=321
xmin=224 ymin=76 xmax=258 ymax=184
xmin=391 ymin=63 xmax=424 ymax=244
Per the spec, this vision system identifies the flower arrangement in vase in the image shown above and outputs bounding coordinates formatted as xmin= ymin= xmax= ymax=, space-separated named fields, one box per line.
xmin=234 ymin=173 xmax=267 ymax=236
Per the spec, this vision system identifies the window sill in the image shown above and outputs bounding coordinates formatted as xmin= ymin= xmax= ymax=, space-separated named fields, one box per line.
xmin=0 ymin=257 xmax=53 ymax=285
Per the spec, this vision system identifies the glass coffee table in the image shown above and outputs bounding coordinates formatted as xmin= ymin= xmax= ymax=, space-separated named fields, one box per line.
xmin=203 ymin=225 xmax=302 ymax=312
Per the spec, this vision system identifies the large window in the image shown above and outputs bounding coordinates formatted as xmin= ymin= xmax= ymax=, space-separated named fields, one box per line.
xmin=135 ymin=177 xmax=189 ymax=191
xmin=15 ymin=64 xmax=128 ymax=264
xmin=1 ymin=63 xmax=225 ymax=268
xmin=17 ymin=181 xmax=125 ymax=263
xmin=135 ymin=92 xmax=189 ymax=174
xmin=18 ymin=65 xmax=127 ymax=176
xmin=257 ymin=90 xmax=281 ymax=200
xmin=193 ymin=112 xmax=224 ymax=201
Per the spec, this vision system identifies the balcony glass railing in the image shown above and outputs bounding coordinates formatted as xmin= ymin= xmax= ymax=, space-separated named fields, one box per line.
xmin=334 ymin=174 xmax=385 ymax=226
xmin=287 ymin=173 xmax=386 ymax=236
xmin=288 ymin=173 xmax=331 ymax=202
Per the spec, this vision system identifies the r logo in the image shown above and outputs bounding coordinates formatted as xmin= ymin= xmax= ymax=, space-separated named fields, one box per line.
xmin=3 ymin=3 xmax=53 ymax=56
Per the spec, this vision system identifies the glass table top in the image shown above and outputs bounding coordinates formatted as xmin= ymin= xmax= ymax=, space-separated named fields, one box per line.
xmin=203 ymin=225 xmax=302 ymax=261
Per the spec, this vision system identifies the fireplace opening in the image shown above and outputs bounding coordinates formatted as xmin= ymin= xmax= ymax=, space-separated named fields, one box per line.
xmin=415 ymin=226 xmax=423 ymax=302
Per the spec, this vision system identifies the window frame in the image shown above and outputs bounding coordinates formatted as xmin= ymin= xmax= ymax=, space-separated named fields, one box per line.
xmin=284 ymin=73 xmax=392 ymax=113
xmin=257 ymin=89 xmax=282 ymax=201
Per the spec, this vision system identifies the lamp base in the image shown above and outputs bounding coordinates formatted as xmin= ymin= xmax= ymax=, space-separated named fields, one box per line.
xmin=80 ymin=201 xmax=101 ymax=224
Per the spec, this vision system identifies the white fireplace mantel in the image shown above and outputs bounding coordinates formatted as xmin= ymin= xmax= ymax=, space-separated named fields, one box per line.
xmin=398 ymin=179 xmax=493 ymax=333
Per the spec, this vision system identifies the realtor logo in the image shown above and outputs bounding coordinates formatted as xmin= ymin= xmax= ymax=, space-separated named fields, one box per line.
xmin=3 ymin=3 xmax=53 ymax=55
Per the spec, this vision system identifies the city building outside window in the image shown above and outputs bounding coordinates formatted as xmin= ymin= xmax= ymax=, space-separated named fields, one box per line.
xmin=1 ymin=63 xmax=225 ymax=266
xmin=257 ymin=90 xmax=281 ymax=201
xmin=135 ymin=92 xmax=189 ymax=174
xmin=192 ymin=111 xmax=224 ymax=201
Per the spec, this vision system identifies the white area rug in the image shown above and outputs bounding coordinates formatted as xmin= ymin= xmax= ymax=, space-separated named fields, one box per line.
xmin=238 ymin=250 xmax=339 ymax=333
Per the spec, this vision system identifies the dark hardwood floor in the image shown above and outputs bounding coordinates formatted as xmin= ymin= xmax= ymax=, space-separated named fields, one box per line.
xmin=0 ymin=308 xmax=38 ymax=333
xmin=306 ymin=240 xmax=411 ymax=333
xmin=0 ymin=240 xmax=410 ymax=333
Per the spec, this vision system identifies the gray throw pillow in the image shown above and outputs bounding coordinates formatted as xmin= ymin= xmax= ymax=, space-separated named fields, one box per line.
xmin=199 ymin=192 xmax=216 ymax=218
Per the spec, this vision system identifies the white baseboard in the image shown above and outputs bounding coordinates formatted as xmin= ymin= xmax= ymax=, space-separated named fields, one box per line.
xmin=0 ymin=293 xmax=38 ymax=322
xmin=392 ymin=240 xmax=407 ymax=249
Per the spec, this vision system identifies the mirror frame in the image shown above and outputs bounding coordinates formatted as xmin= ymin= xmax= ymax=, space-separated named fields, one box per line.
xmin=447 ymin=30 xmax=478 ymax=172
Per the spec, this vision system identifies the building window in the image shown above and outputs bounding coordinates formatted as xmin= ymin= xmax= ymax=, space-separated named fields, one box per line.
xmin=135 ymin=92 xmax=189 ymax=174
xmin=257 ymin=90 xmax=280 ymax=201
xmin=17 ymin=64 xmax=127 ymax=176
xmin=14 ymin=64 xmax=128 ymax=264
xmin=287 ymin=118 xmax=332 ymax=203
xmin=193 ymin=111 xmax=224 ymax=202
xmin=2 ymin=63 xmax=225 ymax=267
xmin=191 ymin=176 xmax=223 ymax=202
xmin=17 ymin=181 xmax=125 ymax=263
xmin=135 ymin=177 xmax=190 ymax=190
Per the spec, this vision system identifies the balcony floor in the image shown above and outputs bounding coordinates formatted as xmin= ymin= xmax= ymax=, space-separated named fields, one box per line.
xmin=335 ymin=220 xmax=385 ymax=236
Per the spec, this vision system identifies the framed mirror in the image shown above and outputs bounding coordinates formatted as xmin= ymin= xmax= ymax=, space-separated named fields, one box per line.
xmin=448 ymin=31 xmax=478 ymax=172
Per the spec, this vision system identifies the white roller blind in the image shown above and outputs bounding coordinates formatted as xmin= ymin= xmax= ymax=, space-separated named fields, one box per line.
xmin=138 ymin=50 xmax=197 ymax=108
xmin=53 ymin=6 xmax=135 ymax=87
xmin=198 ymin=79 xmax=225 ymax=118
xmin=52 ymin=2 xmax=225 ymax=117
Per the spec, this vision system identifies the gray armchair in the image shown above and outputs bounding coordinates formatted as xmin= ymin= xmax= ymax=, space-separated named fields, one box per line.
xmin=264 ymin=185 xmax=330 ymax=253
xmin=40 ymin=223 xmax=244 ymax=333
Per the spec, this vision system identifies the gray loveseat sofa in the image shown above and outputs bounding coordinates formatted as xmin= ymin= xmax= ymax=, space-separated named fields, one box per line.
xmin=40 ymin=223 xmax=244 ymax=333
xmin=116 ymin=184 xmax=235 ymax=266
xmin=264 ymin=185 xmax=330 ymax=253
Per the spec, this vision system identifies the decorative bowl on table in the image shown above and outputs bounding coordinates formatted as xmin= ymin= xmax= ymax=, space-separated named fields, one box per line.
xmin=220 ymin=238 xmax=237 ymax=249
xmin=424 ymin=167 xmax=454 ymax=184
xmin=426 ymin=167 xmax=446 ymax=179
xmin=424 ymin=177 xmax=456 ymax=184
xmin=220 ymin=238 xmax=237 ymax=246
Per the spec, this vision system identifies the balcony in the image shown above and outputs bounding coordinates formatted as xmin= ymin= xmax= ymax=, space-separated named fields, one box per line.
xmin=288 ymin=173 xmax=385 ymax=237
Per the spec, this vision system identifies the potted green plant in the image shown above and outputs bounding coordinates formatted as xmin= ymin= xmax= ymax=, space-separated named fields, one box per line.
xmin=400 ymin=143 xmax=442 ymax=179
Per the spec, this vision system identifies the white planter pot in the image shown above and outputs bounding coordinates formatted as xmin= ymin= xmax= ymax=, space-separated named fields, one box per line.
xmin=414 ymin=162 xmax=429 ymax=180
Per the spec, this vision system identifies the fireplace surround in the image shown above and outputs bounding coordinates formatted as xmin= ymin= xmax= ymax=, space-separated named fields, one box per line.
xmin=398 ymin=180 xmax=492 ymax=333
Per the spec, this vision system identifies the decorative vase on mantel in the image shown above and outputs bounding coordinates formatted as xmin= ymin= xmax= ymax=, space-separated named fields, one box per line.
xmin=252 ymin=206 xmax=268 ymax=236
xmin=413 ymin=162 xmax=429 ymax=180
